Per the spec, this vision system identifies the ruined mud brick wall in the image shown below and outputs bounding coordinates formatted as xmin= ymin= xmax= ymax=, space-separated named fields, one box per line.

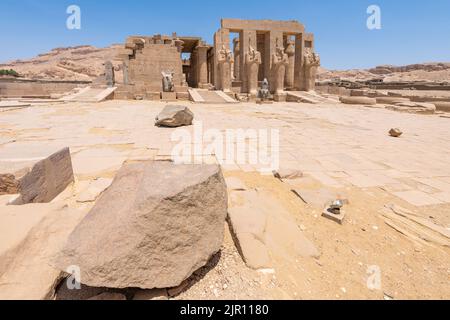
xmin=0 ymin=78 xmax=91 ymax=98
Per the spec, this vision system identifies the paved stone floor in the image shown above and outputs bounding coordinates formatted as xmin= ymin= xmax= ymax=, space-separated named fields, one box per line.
xmin=1 ymin=100 xmax=450 ymax=209
xmin=1 ymin=99 xmax=449 ymax=299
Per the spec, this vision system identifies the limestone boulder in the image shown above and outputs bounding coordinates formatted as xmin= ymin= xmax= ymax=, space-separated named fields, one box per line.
xmin=55 ymin=161 xmax=228 ymax=289
xmin=155 ymin=105 xmax=194 ymax=127
xmin=339 ymin=96 xmax=377 ymax=105
xmin=12 ymin=148 xmax=74 ymax=205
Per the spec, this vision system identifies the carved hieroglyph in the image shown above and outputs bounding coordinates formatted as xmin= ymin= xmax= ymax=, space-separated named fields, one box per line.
xmin=302 ymin=48 xmax=320 ymax=91
xmin=271 ymin=41 xmax=289 ymax=94
xmin=245 ymin=44 xmax=262 ymax=96
xmin=217 ymin=45 xmax=234 ymax=92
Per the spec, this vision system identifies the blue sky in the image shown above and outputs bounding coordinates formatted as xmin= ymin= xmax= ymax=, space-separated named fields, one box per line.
xmin=0 ymin=0 xmax=449 ymax=69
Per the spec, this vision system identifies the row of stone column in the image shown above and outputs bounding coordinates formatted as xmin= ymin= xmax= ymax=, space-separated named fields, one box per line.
xmin=214 ymin=28 xmax=320 ymax=94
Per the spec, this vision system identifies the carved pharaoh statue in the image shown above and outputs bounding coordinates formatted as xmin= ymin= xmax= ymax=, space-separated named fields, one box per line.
xmin=104 ymin=61 xmax=115 ymax=87
xmin=161 ymin=71 xmax=175 ymax=92
xmin=244 ymin=44 xmax=262 ymax=96
xmin=271 ymin=40 xmax=289 ymax=94
xmin=302 ymin=48 xmax=321 ymax=91
xmin=284 ymin=39 xmax=296 ymax=89
xmin=217 ymin=45 xmax=234 ymax=92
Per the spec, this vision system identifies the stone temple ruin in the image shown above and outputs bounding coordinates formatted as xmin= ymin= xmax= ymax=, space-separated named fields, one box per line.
xmin=113 ymin=19 xmax=320 ymax=103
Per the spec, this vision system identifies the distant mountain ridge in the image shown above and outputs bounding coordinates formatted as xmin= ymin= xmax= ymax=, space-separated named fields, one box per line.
xmin=1 ymin=45 xmax=449 ymax=83
xmin=0 ymin=45 xmax=122 ymax=82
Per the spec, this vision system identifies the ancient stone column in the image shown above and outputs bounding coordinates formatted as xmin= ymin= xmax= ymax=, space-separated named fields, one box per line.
xmin=233 ymin=38 xmax=241 ymax=81
xmin=196 ymin=45 xmax=209 ymax=88
xmin=271 ymin=43 xmax=289 ymax=94
xmin=217 ymin=45 xmax=233 ymax=92
xmin=244 ymin=45 xmax=262 ymax=96
xmin=284 ymin=39 xmax=295 ymax=89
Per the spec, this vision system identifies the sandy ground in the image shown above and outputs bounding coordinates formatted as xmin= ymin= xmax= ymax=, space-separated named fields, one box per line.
xmin=0 ymin=99 xmax=449 ymax=300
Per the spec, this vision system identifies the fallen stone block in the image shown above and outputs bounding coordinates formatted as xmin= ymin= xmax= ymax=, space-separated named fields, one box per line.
xmin=155 ymin=105 xmax=194 ymax=127
xmin=376 ymin=97 xmax=410 ymax=104
xmin=12 ymin=147 xmax=74 ymax=205
xmin=339 ymin=96 xmax=377 ymax=105
xmin=0 ymin=203 xmax=87 ymax=300
xmin=55 ymin=161 xmax=228 ymax=289
xmin=389 ymin=128 xmax=403 ymax=138
xmin=434 ymin=101 xmax=450 ymax=112
xmin=228 ymin=190 xmax=319 ymax=270
xmin=388 ymin=102 xmax=436 ymax=114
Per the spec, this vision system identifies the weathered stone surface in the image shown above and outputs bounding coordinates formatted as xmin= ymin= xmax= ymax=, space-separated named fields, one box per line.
xmin=0 ymin=204 xmax=87 ymax=300
xmin=228 ymin=189 xmax=319 ymax=270
xmin=339 ymin=96 xmax=377 ymax=105
xmin=12 ymin=148 xmax=74 ymax=205
xmin=155 ymin=105 xmax=194 ymax=127
xmin=55 ymin=161 xmax=228 ymax=289
xmin=389 ymin=128 xmax=403 ymax=138
xmin=376 ymin=97 xmax=410 ymax=104
xmin=0 ymin=174 xmax=20 ymax=195
xmin=388 ymin=102 xmax=436 ymax=114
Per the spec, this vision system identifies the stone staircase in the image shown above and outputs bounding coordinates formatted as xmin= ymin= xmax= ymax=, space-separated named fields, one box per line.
xmin=188 ymin=89 xmax=237 ymax=104
xmin=62 ymin=86 xmax=117 ymax=103
xmin=286 ymin=91 xmax=339 ymax=104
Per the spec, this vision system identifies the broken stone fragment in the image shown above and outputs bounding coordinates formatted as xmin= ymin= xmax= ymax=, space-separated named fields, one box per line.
xmin=55 ymin=161 xmax=228 ymax=289
xmin=322 ymin=204 xmax=346 ymax=225
xmin=389 ymin=128 xmax=403 ymax=138
xmin=0 ymin=174 xmax=20 ymax=195
xmin=155 ymin=105 xmax=194 ymax=127
xmin=11 ymin=148 xmax=74 ymax=205
xmin=227 ymin=189 xmax=319 ymax=270
xmin=273 ymin=168 xmax=303 ymax=180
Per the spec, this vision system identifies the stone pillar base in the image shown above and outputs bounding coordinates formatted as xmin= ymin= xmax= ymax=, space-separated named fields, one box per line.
xmin=273 ymin=93 xmax=287 ymax=102
xmin=161 ymin=92 xmax=177 ymax=101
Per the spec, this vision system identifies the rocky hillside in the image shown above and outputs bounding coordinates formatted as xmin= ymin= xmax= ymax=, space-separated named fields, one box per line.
xmin=318 ymin=63 xmax=450 ymax=83
xmin=2 ymin=44 xmax=449 ymax=84
xmin=0 ymin=45 xmax=122 ymax=81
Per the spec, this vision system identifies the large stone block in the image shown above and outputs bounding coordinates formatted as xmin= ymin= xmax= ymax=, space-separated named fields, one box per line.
xmin=155 ymin=105 xmax=194 ymax=128
xmin=55 ymin=161 xmax=228 ymax=289
xmin=12 ymin=148 xmax=74 ymax=205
